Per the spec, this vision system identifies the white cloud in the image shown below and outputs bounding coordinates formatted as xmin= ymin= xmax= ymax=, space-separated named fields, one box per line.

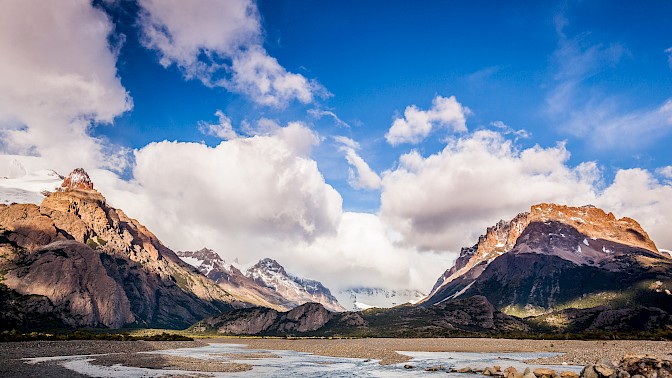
xmin=334 ymin=137 xmax=381 ymax=190
xmin=124 ymin=122 xmax=340 ymax=246
xmin=666 ymin=47 xmax=672 ymax=69
xmin=199 ymin=110 xmax=238 ymax=140
xmin=380 ymin=129 xmax=672 ymax=253
xmin=596 ymin=169 xmax=672 ymax=250
xmin=656 ymin=166 xmax=672 ymax=180
xmin=96 ymin=124 xmax=441 ymax=293
xmin=0 ymin=1 xmax=132 ymax=173
xmin=309 ymin=109 xmax=351 ymax=128
xmin=333 ymin=136 xmax=360 ymax=150
xmin=385 ymin=95 xmax=468 ymax=145
xmin=290 ymin=212 xmax=451 ymax=293
xmin=380 ymin=130 xmax=601 ymax=251
xmin=138 ymin=0 xmax=323 ymax=107
xmin=489 ymin=121 xmax=531 ymax=140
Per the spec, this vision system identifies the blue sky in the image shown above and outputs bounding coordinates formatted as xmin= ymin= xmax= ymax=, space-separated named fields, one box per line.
xmin=92 ymin=0 xmax=672 ymax=212
xmin=1 ymin=0 xmax=671 ymax=291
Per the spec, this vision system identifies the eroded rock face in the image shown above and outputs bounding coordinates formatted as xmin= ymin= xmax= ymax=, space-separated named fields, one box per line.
xmin=0 ymin=170 xmax=257 ymax=329
xmin=199 ymin=307 xmax=280 ymax=335
xmin=280 ymin=302 xmax=333 ymax=332
xmin=424 ymin=203 xmax=664 ymax=306
xmin=3 ymin=240 xmax=134 ymax=328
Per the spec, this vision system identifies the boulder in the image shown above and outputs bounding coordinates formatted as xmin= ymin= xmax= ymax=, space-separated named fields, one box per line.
xmin=582 ymin=365 xmax=599 ymax=378
xmin=535 ymin=368 xmax=557 ymax=378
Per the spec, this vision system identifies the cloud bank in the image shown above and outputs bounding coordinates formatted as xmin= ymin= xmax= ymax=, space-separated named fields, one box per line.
xmin=380 ymin=129 xmax=672 ymax=253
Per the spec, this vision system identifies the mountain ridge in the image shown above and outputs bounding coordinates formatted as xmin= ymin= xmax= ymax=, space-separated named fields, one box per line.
xmin=0 ymin=169 xmax=265 ymax=330
xmin=420 ymin=203 xmax=672 ymax=331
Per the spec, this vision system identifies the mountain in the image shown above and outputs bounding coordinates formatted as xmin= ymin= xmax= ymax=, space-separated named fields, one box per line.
xmin=420 ymin=203 xmax=672 ymax=332
xmin=175 ymin=248 xmax=293 ymax=311
xmin=0 ymin=168 xmax=260 ymax=330
xmin=191 ymin=295 xmax=528 ymax=337
xmin=246 ymin=258 xmax=346 ymax=312
xmin=335 ymin=288 xmax=426 ymax=311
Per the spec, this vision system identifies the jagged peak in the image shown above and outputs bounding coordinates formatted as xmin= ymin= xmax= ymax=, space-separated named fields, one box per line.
xmin=250 ymin=258 xmax=287 ymax=274
xmin=61 ymin=168 xmax=93 ymax=191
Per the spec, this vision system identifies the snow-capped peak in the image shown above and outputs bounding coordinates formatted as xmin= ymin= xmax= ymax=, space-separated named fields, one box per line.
xmin=246 ymin=258 xmax=346 ymax=312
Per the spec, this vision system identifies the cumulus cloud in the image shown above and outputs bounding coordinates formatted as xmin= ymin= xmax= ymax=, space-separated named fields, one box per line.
xmin=546 ymin=22 xmax=672 ymax=150
xmin=385 ymin=95 xmax=468 ymax=145
xmin=656 ymin=166 xmax=672 ymax=181
xmin=597 ymin=169 xmax=672 ymax=250
xmin=138 ymin=0 xmax=323 ymax=107
xmin=380 ymin=130 xmax=601 ymax=251
xmin=198 ymin=110 xmax=238 ymax=140
xmin=334 ymin=137 xmax=381 ymax=190
xmin=0 ymin=1 xmax=132 ymax=173
xmin=380 ymin=129 xmax=672 ymax=253
xmin=95 ymin=124 xmax=444 ymax=293
xmin=124 ymin=122 xmax=340 ymax=247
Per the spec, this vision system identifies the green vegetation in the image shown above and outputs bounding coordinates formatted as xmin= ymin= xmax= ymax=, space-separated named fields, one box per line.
xmin=85 ymin=236 xmax=107 ymax=250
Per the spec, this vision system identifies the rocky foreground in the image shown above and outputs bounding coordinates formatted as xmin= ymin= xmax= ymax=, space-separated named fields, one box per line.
xmin=1 ymin=338 xmax=671 ymax=377
xmin=215 ymin=338 xmax=672 ymax=366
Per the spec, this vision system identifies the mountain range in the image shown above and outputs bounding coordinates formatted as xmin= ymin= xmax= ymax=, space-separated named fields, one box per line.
xmin=175 ymin=248 xmax=345 ymax=312
xmin=1 ymin=168 xmax=670 ymax=336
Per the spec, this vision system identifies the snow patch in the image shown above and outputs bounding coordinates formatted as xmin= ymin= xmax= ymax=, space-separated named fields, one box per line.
xmin=0 ymin=169 xmax=62 ymax=205
xmin=438 ymin=281 xmax=475 ymax=304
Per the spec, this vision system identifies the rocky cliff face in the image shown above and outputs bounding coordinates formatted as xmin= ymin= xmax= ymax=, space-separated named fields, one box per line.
xmin=176 ymin=248 xmax=293 ymax=311
xmin=428 ymin=204 xmax=660 ymax=297
xmin=0 ymin=169 xmax=259 ymax=330
xmin=246 ymin=258 xmax=346 ymax=312
xmin=420 ymin=203 xmax=672 ymax=331
xmin=60 ymin=168 xmax=93 ymax=191
xmin=193 ymin=302 xmax=341 ymax=335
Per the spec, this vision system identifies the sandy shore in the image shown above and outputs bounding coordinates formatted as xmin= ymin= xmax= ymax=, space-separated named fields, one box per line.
xmin=212 ymin=337 xmax=672 ymax=366
xmin=1 ymin=338 xmax=671 ymax=376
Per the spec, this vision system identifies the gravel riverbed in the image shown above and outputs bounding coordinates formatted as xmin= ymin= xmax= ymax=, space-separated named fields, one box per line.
xmin=1 ymin=338 xmax=671 ymax=377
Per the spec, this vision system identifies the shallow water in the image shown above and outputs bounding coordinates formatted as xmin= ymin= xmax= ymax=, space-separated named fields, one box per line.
xmin=22 ymin=342 xmax=583 ymax=377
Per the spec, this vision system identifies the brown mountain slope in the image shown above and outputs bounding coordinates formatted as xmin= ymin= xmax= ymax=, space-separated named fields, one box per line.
xmin=420 ymin=204 xmax=672 ymax=332
xmin=0 ymin=169 xmax=265 ymax=329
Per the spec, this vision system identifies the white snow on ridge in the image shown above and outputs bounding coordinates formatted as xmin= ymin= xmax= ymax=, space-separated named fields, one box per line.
xmin=336 ymin=287 xmax=426 ymax=311
xmin=0 ymin=170 xmax=62 ymax=205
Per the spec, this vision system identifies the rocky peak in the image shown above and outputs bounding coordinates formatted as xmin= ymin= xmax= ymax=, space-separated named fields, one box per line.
xmin=61 ymin=168 xmax=93 ymax=191
xmin=179 ymin=248 xmax=222 ymax=262
xmin=424 ymin=203 xmax=661 ymax=302
xmin=250 ymin=258 xmax=288 ymax=276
